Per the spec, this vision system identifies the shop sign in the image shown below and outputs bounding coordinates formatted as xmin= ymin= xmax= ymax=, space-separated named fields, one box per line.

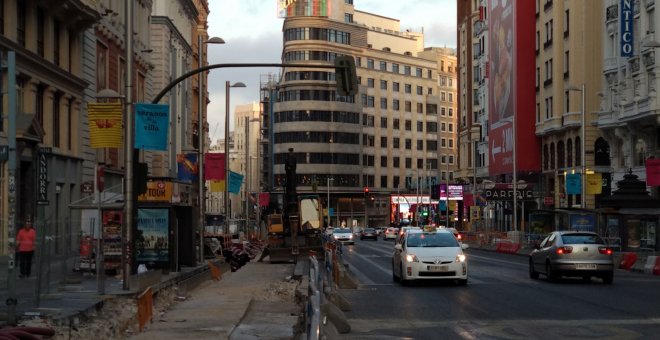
xmin=484 ymin=188 xmax=535 ymax=200
xmin=138 ymin=181 xmax=173 ymax=202
xmin=37 ymin=148 xmax=50 ymax=205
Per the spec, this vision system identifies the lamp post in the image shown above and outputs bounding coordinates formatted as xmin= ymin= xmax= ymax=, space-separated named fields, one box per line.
xmin=568 ymin=83 xmax=586 ymax=208
xmin=224 ymin=81 xmax=246 ymax=234
xmin=197 ymin=35 xmax=224 ymax=263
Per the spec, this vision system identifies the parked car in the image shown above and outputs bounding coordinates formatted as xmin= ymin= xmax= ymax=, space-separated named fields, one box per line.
xmin=324 ymin=227 xmax=334 ymax=236
xmin=397 ymin=226 xmax=421 ymax=243
xmin=529 ymin=231 xmax=614 ymax=284
xmin=392 ymin=228 xmax=469 ymax=286
xmin=383 ymin=227 xmax=399 ymax=240
xmin=359 ymin=228 xmax=378 ymax=241
xmin=332 ymin=228 xmax=354 ymax=245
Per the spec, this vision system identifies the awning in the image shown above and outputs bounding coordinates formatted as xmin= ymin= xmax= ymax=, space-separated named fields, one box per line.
xmin=617 ymin=208 xmax=660 ymax=215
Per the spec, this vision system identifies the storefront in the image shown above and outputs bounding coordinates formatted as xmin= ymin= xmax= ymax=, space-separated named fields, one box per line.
xmin=599 ymin=171 xmax=660 ymax=252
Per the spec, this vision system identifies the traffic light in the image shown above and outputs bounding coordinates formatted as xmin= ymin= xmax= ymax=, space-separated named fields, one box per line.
xmin=335 ymin=55 xmax=358 ymax=96
xmin=134 ymin=162 xmax=149 ymax=195
xmin=363 ymin=187 xmax=369 ymax=198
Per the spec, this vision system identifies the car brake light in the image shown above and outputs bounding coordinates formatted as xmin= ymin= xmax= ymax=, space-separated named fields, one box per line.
xmin=456 ymin=234 xmax=462 ymax=240
xmin=556 ymin=246 xmax=573 ymax=254
xmin=598 ymin=247 xmax=613 ymax=255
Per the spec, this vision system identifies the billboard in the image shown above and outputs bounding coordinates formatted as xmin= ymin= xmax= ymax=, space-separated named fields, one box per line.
xmin=488 ymin=0 xmax=540 ymax=176
xmin=278 ymin=0 xmax=331 ymax=18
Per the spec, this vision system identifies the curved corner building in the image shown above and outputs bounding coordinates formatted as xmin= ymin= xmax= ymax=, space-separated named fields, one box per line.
xmin=275 ymin=0 xmax=458 ymax=228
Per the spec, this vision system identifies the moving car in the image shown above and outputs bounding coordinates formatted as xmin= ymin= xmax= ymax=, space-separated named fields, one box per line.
xmin=443 ymin=227 xmax=463 ymax=243
xmin=383 ymin=227 xmax=399 ymax=240
xmin=529 ymin=231 xmax=614 ymax=284
xmin=332 ymin=228 xmax=354 ymax=245
xmin=397 ymin=226 xmax=421 ymax=243
xmin=392 ymin=228 xmax=469 ymax=286
xmin=359 ymin=228 xmax=378 ymax=241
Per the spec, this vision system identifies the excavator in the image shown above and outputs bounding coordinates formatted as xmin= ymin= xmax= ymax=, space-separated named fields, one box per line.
xmin=266 ymin=149 xmax=324 ymax=263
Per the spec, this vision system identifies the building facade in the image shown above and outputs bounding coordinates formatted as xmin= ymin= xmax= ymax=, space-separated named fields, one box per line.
xmin=230 ymin=102 xmax=261 ymax=221
xmin=275 ymin=0 xmax=458 ymax=227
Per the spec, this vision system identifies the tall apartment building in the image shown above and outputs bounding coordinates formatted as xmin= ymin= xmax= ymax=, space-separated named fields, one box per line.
xmin=535 ymin=0 xmax=603 ymax=210
xmin=230 ymin=103 xmax=261 ymax=220
xmin=0 ymin=1 xmax=99 ymax=255
xmin=276 ymin=0 xmax=458 ymax=227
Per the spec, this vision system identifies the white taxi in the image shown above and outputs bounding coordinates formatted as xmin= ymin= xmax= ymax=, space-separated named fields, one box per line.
xmin=392 ymin=228 xmax=468 ymax=286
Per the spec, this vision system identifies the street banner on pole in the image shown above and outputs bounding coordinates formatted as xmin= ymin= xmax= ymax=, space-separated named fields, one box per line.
xmin=646 ymin=158 xmax=660 ymax=186
xmin=88 ymin=103 xmax=122 ymax=148
xmin=177 ymin=153 xmax=198 ymax=182
xmin=210 ymin=180 xmax=225 ymax=192
xmin=586 ymin=173 xmax=603 ymax=194
xmin=259 ymin=192 xmax=270 ymax=206
xmin=134 ymin=103 xmax=169 ymax=151
xmin=204 ymin=153 xmax=225 ymax=180
xmin=228 ymin=171 xmax=244 ymax=194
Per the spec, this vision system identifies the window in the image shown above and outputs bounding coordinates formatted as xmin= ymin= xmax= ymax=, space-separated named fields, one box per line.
xmin=393 ymin=119 xmax=400 ymax=129
xmin=53 ymin=92 xmax=61 ymax=147
xmin=428 ymin=88 xmax=433 ymax=95
xmin=405 ymin=139 xmax=412 ymax=149
xmin=54 ymin=20 xmax=61 ymax=66
xmin=449 ymin=139 xmax=454 ymax=148
xmin=393 ymin=99 xmax=400 ymax=111
xmin=416 ymin=86 xmax=423 ymax=95
xmin=381 ymin=137 xmax=387 ymax=147
xmin=441 ymin=92 xmax=446 ymax=101
xmin=441 ymin=77 xmax=447 ymax=86
xmin=380 ymin=61 xmax=387 ymax=70
xmin=392 ymin=63 xmax=400 ymax=73
xmin=367 ymin=59 xmax=374 ymax=69
xmin=380 ymin=98 xmax=387 ymax=109
xmin=416 ymin=103 xmax=423 ymax=113
xmin=367 ymin=96 xmax=375 ymax=107
xmin=428 ymin=69 xmax=433 ymax=78
xmin=417 ymin=159 xmax=424 ymax=168
xmin=427 ymin=140 xmax=437 ymax=151
xmin=536 ymin=67 xmax=540 ymax=89
xmin=417 ymin=140 xmax=424 ymax=150
xmin=417 ymin=121 xmax=423 ymax=132
xmin=381 ymin=176 xmax=388 ymax=187
xmin=405 ymin=101 xmax=412 ymax=112
xmin=393 ymin=138 xmax=400 ymax=148
xmin=393 ymin=157 xmax=400 ymax=167
xmin=448 ymin=123 xmax=454 ymax=132
xmin=368 ymin=78 xmax=375 ymax=88
xmin=381 ymin=156 xmax=387 ymax=166
xmin=405 ymin=120 xmax=411 ymax=130
xmin=380 ymin=80 xmax=388 ymax=90
xmin=416 ymin=68 xmax=423 ymax=77
xmin=381 ymin=117 xmax=388 ymax=128
xmin=344 ymin=13 xmax=353 ymax=23
xmin=405 ymin=158 xmax=412 ymax=168
xmin=441 ymin=107 xmax=446 ymax=116
xmin=448 ymin=93 xmax=453 ymax=102
xmin=649 ymin=9 xmax=656 ymax=34
xmin=448 ymin=108 xmax=453 ymax=117
xmin=404 ymin=66 xmax=411 ymax=75
xmin=355 ymin=57 xmax=361 ymax=67
xmin=545 ymin=96 xmax=553 ymax=119
xmin=536 ymin=30 xmax=540 ymax=52
xmin=565 ymin=90 xmax=570 ymax=112
xmin=564 ymin=9 xmax=569 ymax=37
xmin=17 ymin=1 xmax=26 ymax=46
xmin=393 ymin=82 xmax=400 ymax=92
xmin=448 ymin=78 xmax=453 ymax=87
xmin=544 ymin=58 xmax=553 ymax=84
xmin=441 ymin=122 xmax=446 ymax=132
xmin=37 ymin=8 xmax=45 ymax=56
xmin=426 ymin=103 xmax=437 ymax=114
xmin=545 ymin=19 xmax=553 ymax=47
xmin=441 ymin=138 xmax=446 ymax=147
xmin=405 ymin=84 xmax=412 ymax=93
xmin=564 ymin=51 xmax=569 ymax=78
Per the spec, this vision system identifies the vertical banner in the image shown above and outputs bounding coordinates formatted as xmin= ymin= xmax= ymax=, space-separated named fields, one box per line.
xmin=470 ymin=206 xmax=481 ymax=221
xmin=210 ymin=180 xmax=225 ymax=192
xmin=204 ymin=153 xmax=225 ymax=180
xmin=136 ymin=208 xmax=169 ymax=264
xmin=620 ymin=0 xmax=634 ymax=57
xmin=134 ymin=103 xmax=169 ymax=151
xmin=586 ymin=173 xmax=604 ymax=194
xmin=37 ymin=148 xmax=50 ymax=205
xmin=88 ymin=102 xmax=123 ymax=148
xmin=566 ymin=174 xmax=581 ymax=195
xmin=646 ymin=158 xmax=660 ymax=186
xmin=259 ymin=192 xmax=270 ymax=207
xmin=177 ymin=153 xmax=198 ymax=182
xmin=228 ymin=171 xmax=244 ymax=194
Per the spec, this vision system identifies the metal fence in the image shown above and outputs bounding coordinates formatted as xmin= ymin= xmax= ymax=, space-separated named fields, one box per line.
xmin=306 ymin=255 xmax=322 ymax=340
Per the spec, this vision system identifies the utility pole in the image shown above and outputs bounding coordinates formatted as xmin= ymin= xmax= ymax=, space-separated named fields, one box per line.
xmin=122 ymin=0 xmax=134 ymax=290
xmin=5 ymin=51 xmax=18 ymax=325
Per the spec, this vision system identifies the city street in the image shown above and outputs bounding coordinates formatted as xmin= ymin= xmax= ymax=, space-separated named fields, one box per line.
xmin=336 ymin=239 xmax=660 ymax=339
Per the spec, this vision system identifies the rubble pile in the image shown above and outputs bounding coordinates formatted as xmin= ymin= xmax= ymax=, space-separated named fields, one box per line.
xmin=254 ymin=278 xmax=298 ymax=302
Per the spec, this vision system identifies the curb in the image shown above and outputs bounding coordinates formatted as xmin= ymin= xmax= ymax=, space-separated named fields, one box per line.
xmin=227 ymin=297 xmax=256 ymax=338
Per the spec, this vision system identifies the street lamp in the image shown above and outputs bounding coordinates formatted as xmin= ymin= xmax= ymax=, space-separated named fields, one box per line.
xmin=224 ymin=81 xmax=247 ymax=234
xmin=197 ymin=35 xmax=225 ymax=263
xmin=567 ymin=83 xmax=586 ymax=208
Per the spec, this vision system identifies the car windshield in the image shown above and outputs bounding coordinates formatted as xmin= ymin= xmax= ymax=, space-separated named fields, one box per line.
xmin=363 ymin=228 xmax=375 ymax=232
xmin=561 ymin=233 xmax=605 ymax=245
xmin=406 ymin=233 xmax=459 ymax=248
xmin=335 ymin=229 xmax=351 ymax=234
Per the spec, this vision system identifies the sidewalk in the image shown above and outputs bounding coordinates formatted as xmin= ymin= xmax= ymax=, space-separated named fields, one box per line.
xmin=130 ymin=261 xmax=301 ymax=340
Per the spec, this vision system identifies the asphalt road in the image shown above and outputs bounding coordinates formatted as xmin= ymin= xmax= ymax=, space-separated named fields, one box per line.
xmin=335 ymin=237 xmax=660 ymax=339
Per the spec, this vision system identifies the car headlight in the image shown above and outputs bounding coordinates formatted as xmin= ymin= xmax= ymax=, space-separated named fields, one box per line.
xmin=349 ymin=234 xmax=353 ymax=239
xmin=406 ymin=254 xmax=419 ymax=263
xmin=455 ymin=254 xmax=466 ymax=262
xmin=333 ymin=234 xmax=339 ymax=239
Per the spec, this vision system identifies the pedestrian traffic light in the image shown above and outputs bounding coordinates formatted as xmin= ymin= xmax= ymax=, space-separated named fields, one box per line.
xmin=335 ymin=55 xmax=358 ymax=96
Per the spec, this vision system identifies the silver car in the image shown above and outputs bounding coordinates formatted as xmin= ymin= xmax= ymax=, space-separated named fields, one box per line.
xmin=529 ymin=231 xmax=614 ymax=284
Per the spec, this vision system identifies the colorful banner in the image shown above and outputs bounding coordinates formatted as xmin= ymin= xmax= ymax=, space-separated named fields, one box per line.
xmin=228 ymin=171 xmax=244 ymax=194
xmin=646 ymin=158 xmax=660 ymax=186
xmin=570 ymin=214 xmax=595 ymax=232
xmin=177 ymin=153 xmax=198 ymax=182
xmin=204 ymin=153 xmax=225 ymax=180
xmin=134 ymin=103 xmax=169 ymax=151
xmin=470 ymin=206 xmax=480 ymax=221
xmin=210 ymin=180 xmax=225 ymax=192
xmin=136 ymin=208 xmax=169 ymax=264
xmin=566 ymin=174 xmax=581 ymax=195
xmin=586 ymin=173 xmax=603 ymax=194
xmin=88 ymin=102 xmax=122 ymax=148
xmin=259 ymin=192 xmax=270 ymax=207
xmin=621 ymin=0 xmax=634 ymax=57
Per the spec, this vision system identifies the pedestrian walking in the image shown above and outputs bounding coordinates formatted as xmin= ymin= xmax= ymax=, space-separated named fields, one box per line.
xmin=16 ymin=216 xmax=36 ymax=278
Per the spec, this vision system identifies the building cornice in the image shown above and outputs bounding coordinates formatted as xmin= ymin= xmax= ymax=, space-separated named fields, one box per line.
xmin=151 ymin=16 xmax=194 ymax=54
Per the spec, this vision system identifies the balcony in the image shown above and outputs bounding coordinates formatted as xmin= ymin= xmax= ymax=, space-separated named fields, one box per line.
xmin=604 ymin=56 xmax=624 ymax=74
xmin=561 ymin=111 xmax=581 ymax=128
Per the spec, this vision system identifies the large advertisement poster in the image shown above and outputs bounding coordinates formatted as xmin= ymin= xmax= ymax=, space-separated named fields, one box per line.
xmin=136 ymin=208 xmax=169 ymax=264
xmin=488 ymin=0 xmax=539 ymax=176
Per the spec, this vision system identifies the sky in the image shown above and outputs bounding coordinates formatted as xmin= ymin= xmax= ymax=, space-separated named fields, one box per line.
xmin=205 ymin=0 xmax=457 ymax=144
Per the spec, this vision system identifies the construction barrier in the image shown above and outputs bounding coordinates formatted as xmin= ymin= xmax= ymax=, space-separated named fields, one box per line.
xmin=643 ymin=256 xmax=658 ymax=274
xmin=619 ymin=252 xmax=638 ymax=270
xmin=207 ymin=261 xmax=222 ymax=281
xmin=495 ymin=240 xmax=521 ymax=254
xmin=137 ymin=287 xmax=153 ymax=332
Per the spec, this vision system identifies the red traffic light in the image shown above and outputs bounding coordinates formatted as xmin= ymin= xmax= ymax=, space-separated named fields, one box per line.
xmin=364 ymin=187 xmax=369 ymax=193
